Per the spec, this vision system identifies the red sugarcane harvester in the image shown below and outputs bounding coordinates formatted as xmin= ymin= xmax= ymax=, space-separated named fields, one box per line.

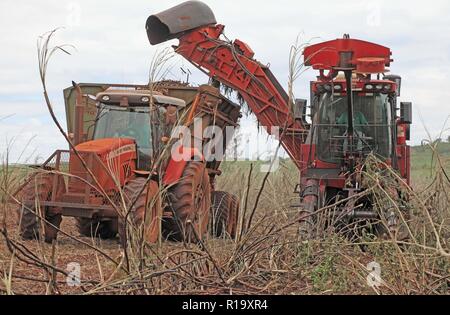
xmin=146 ymin=1 xmax=413 ymax=239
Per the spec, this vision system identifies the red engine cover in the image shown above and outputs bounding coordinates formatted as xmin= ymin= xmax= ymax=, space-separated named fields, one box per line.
xmin=69 ymin=138 xmax=137 ymax=193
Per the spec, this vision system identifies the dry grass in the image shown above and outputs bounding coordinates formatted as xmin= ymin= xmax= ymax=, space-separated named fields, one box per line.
xmin=1 ymin=153 xmax=448 ymax=295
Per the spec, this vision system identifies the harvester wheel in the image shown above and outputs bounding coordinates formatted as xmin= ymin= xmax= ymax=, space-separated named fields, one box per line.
xmin=17 ymin=173 xmax=65 ymax=242
xmin=298 ymin=179 xmax=321 ymax=240
xmin=119 ymin=177 xmax=162 ymax=246
xmin=76 ymin=218 xmax=118 ymax=239
xmin=209 ymin=191 xmax=239 ymax=238
xmin=164 ymin=161 xmax=211 ymax=242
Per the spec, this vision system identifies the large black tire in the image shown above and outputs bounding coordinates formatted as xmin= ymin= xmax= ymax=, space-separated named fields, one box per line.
xmin=76 ymin=218 xmax=118 ymax=239
xmin=17 ymin=173 xmax=65 ymax=242
xmin=163 ymin=161 xmax=211 ymax=242
xmin=119 ymin=177 xmax=162 ymax=246
xmin=210 ymin=191 xmax=239 ymax=238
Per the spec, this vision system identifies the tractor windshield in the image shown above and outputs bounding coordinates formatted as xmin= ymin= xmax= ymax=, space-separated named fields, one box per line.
xmin=316 ymin=92 xmax=392 ymax=164
xmin=93 ymin=104 xmax=167 ymax=169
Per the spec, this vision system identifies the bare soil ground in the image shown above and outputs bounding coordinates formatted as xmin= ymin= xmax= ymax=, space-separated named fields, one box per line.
xmin=0 ymin=206 xmax=121 ymax=294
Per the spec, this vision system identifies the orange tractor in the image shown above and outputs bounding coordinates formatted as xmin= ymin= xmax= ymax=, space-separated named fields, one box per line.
xmin=16 ymin=81 xmax=241 ymax=243
xmin=147 ymin=1 xmax=413 ymax=239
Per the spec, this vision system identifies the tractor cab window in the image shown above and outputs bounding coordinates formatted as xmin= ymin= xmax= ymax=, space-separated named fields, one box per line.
xmin=94 ymin=104 xmax=156 ymax=169
xmin=94 ymin=104 xmax=152 ymax=147
xmin=316 ymin=92 xmax=392 ymax=164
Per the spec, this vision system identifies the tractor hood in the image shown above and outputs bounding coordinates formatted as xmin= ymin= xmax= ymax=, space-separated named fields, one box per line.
xmin=74 ymin=138 xmax=136 ymax=158
xmin=146 ymin=0 xmax=216 ymax=45
xmin=69 ymin=138 xmax=137 ymax=193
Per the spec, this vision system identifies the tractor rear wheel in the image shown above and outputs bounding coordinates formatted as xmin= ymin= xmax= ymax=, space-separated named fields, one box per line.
xmin=119 ymin=177 xmax=162 ymax=246
xmin=17 ymin=173 xmax=65 ymax=242
xmin=76 ymin=218 xmax=118 ymax=239
xmin=210 ymin=191 xmax=239 ymax=238
xmin=164 ymin=161 xmax=211 ymax=242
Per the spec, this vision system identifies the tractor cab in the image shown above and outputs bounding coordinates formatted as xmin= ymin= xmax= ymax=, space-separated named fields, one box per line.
xmin=93 ymin=89 xmax=186 ymax=169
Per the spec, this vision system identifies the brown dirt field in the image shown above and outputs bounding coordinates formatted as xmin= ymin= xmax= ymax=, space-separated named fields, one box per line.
xmin=0 ymin=203 xmax=123 ymax=294
xmin=0 ymin=202 xmax=243 ymax=295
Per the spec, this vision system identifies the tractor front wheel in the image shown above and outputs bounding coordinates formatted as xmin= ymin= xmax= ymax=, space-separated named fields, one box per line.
xmin=17 ymin=173 xmax=65 ymax=242
xmin=119 ymin=177 xmax=162 ymax=246
xmin=164 ymin=161 xmax=211 ymax=242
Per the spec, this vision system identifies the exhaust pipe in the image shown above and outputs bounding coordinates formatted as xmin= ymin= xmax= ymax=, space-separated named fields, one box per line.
xmin=146 ymin=1 xmax=217 ymax=45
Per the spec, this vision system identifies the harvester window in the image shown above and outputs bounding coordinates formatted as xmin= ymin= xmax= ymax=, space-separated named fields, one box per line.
xmin=316 ymin=93 xmax=392 ymax=163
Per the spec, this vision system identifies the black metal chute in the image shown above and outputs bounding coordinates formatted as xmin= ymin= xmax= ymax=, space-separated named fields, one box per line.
xmin=146 ymin=1 xmax=217 ymax=45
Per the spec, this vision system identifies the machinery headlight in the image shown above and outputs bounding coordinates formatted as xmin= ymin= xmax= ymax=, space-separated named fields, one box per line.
xmin=102 ymin=95 xmax=110 ymax=101
xmin=384 ymin=84 xmax=391 ymax=90
xmin=333 ymin=84 xmax=342 ymax=91
xmin=375 ymin=84 xmax=383 ymax=90
xmin=141 ymin=96 xmax=150 ymax=102
xmin=365 ymin=84 xmax=374 ymax=90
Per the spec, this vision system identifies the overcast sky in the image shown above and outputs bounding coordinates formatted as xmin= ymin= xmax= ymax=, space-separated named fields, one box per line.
xmin=1 ymin=0 xmax=450 ymax=162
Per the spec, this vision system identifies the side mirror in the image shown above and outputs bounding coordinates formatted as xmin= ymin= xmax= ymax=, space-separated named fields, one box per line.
xmin=384 ymin=74 xmax=402 ymax=96
xmin=294 ymin=98 xmax=307 ymax=122
xmin=400 ymin=102 xmax=412 ymax=124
